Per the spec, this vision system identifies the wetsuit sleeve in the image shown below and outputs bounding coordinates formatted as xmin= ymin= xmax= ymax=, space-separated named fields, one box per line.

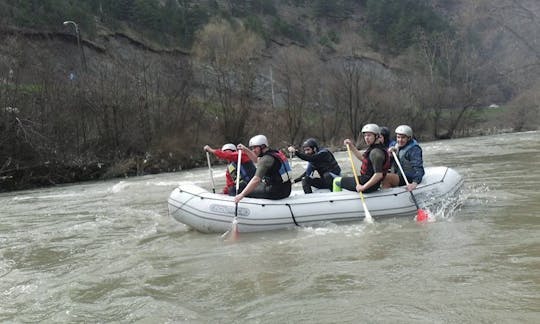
xmin=294 ymin=150 xmax=311 ymax=161
xmin=254 ymin=155 xmax=273 ymax=179
xmin=295 ymin=150 xmax=324 ymax=163
xmin=369 ymin=149 xmax=386 ymax=173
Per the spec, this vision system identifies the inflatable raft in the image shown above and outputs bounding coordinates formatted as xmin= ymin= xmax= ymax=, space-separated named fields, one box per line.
xmin=168 ymin=166 xmax=463 ymax=233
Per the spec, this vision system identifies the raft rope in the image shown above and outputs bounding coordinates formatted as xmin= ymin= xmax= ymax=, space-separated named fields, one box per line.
xmin=285 ymin=203 xmax=299 ymax=226
xmin=168 ymin=189 xmax=197 ymax=215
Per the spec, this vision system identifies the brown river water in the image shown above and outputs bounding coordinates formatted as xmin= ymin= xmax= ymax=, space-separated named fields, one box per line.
xmin=1 ymin=131 xmax=539 ymax=322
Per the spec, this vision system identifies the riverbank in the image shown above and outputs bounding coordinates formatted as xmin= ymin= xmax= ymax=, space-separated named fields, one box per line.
xmin=1 ymin=127 xmax=528 ymax=193
xmin=0 ymin=154 xmax=206 ymax=192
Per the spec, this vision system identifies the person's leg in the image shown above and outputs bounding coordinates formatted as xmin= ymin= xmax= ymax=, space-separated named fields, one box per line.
xmin=246 ymin=182 xmax=291 ymax=199
xmin=246 ymin=183 xmax=271 ymax=199
xmin=382 ymin=173 xmax=400 ymax=188
xmin=340 ymin=177 xmax=357 ymax=191
xmin=301 ymin=177 xmax=313 ymax=193
xmin=322 ymin=172 xmax=336 ymax=190
xmin=228 ymin=182 xmax=247 ymax=196
xmin=332 ymin=177 xmax=342 ymax=191
xmin=308 ymin=177 xmax=327 ymax=190
xmin=270 ymin=182 xmax=292 ymax=199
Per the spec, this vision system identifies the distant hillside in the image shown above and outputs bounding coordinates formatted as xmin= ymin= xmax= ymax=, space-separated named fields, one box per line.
xmin=0 ymin=0 xmax=538 ymax=191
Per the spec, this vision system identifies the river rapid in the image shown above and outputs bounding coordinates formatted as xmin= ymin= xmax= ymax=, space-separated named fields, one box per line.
xmin=1 ymin=131 xmax=539 ymax=323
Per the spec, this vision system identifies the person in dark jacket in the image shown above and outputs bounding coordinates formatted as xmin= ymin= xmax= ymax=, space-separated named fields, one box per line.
xmin=382 ymin=125 xmax=425 ymax=191
xmin=287 ymin=138 xmax=341 ymax=193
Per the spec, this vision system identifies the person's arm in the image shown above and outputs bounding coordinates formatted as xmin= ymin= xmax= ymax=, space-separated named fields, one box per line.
xmin=344 ymin=139 xmax=363 ymax=160
xmin=407 ymin=146 xmax=424 ymax=191
xmin=238 ymin=144 xmax=258 ymax=163
xmin=212 ymin=149 xmax=237 ymax=161
xmin=356 ymin=172 xmax=383 ymax=192
xmin=203 ymin=145 xmax=215 ymax=154
xmin=293 ymin=148 xmax=315 ymax=162
xmin=293 ymin=171 xmax=307 ymax=183
xmin=234 ymin=155 xmax=271 ymax=203
xmin=234 ymin=176 xmax=261 ymax=203
xmin=204 ymin=145 xmax=238 ymax=162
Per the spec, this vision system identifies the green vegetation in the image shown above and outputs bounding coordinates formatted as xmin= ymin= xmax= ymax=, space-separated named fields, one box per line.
xmin=1 ymin=0 xmax=451 ymax=51
xmin=365 ymin=0 xmax=451 ymax=53
xmin=3 ymin=0 xmax=213 ymax=46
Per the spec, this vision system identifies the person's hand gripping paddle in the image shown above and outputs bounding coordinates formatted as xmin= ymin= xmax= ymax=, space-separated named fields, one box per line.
xmin=346 ymin=144 xmax=373 ymax=223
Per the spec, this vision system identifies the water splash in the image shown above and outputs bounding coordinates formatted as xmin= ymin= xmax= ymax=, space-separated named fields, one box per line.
xmin=108 ymin=181 xmax=130 ymax=194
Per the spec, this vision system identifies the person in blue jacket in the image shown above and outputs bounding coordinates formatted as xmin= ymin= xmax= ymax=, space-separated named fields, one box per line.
xmin=382 ymin=125 xmax=425 ymax=191
xmin=288 ymin=138 xmax=341 ymax=193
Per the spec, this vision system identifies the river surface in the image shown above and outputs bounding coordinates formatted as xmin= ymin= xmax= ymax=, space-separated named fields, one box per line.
xmin=1 ymin=131 xmax=539 ymax=323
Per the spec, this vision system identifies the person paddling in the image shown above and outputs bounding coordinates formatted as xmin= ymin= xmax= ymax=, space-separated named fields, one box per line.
xmin=334 ymin=123 xmax=390 ymax=193
xmin=381 ymin=125 xmax=424 ymax=191
xmin=234 ymin=135 xmax=292 ymax=202
xmin=204 ymin=143 xmax=256 ymax=195
xmin=287 ymin=138 xmax=341 ymax=193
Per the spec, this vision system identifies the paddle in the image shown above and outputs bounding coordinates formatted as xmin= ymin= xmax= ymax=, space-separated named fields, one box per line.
xmin=229 ymin=149 xmax=242 ymax=240
xmin=346 ymin=144 xmax=373 ymax=223
xmin=205 ymin=151 xmax=216 ymax=193
xmin=391 ymin=150 xmax=429 ymax=222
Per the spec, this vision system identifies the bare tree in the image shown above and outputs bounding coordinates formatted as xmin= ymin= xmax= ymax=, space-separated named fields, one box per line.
xmin=273 ymin=46 xmax=319 ymax=145
xmin=193 ymin=19 xmax=264 ymax=143
xmin=328 ymin=58 xmax=383 ymax=139
xmin=411 ymin=30 xmax=488 ymax=139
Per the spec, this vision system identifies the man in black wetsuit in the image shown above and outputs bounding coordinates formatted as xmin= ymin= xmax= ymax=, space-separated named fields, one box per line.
xmin=287 ymin=138 xmax=341 ymax=193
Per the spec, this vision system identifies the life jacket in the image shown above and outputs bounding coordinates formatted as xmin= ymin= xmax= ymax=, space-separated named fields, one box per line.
xmin=310 ymin=148 xmax=341 ymax=176
xmin=360 ymin=143 xmax=389 ymax=177
xmin=227 ymin=160 xmax=256 ymax=185
xmin=397 ymin=139 xmax=420 ymax=179
xmin=262 ymin=150 xmax=292 ymax=185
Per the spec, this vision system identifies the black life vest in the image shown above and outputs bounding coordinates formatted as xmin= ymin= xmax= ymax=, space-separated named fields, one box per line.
xmin=360 ymin=143 xmax=390 ymax=177
xmin=262 ymin=150 xmax=292 ymax=185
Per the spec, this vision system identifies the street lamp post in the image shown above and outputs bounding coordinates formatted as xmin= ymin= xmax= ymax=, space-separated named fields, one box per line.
xmin=63 ymin=20 xmax=87 ymax=72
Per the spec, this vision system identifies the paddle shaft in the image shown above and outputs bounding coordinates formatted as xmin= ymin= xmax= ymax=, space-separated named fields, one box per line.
xmin=391 ymin=150 xmax=421 ymax=209
xmin=226 ymin=150 xmax=242 ymax=240
xmin=346 ymin=144 xmax=373 ymax=222
xmin=234 ymin=150 xmax=242 ymax=217
xmin=206 ymin=151 xmax=216 ymax=193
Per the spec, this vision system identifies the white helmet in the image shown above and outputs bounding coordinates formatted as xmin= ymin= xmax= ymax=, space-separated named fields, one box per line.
xmin=249 ymin=134 xmax=269 ymax=147
xmin=221 ymin=143 xmax=236 ymax=151
xmin=395 ymin=125 xmax=413 ymax=137
xmin=361 ymin=123 xmax=380 ymax=135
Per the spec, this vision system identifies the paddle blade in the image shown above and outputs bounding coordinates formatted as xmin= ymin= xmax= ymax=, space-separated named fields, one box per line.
xmin=416 ymin=209 xmax=429 ymax=222
xmin=362 ymin=201 xmax=374 ymax=224
xmin=230 ymin=218 xmax=239 ymax=241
